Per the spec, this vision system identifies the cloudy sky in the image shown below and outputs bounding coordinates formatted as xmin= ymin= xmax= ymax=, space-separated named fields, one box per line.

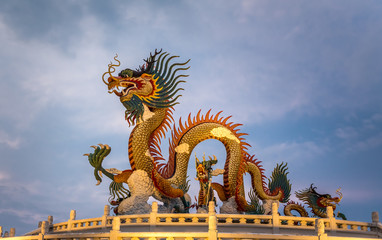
xmin=1 ymin=0 xmax=382 ymax=235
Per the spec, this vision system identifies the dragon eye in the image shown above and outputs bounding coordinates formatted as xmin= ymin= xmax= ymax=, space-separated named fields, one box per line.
xmin=119 ymin=69 xmax=133 ymax=78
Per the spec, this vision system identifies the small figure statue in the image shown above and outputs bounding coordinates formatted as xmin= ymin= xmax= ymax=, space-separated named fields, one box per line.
xmin=195 ymin=153 xmax=220 ymax=211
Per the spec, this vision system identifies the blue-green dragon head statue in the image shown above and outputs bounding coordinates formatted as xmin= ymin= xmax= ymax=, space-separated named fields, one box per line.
xmin=296 ymin=184 xmax=342 ymax=218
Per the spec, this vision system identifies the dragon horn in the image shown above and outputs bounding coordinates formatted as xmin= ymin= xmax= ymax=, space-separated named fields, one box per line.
xmin=195 ymin=153 xmax=200 ymax=165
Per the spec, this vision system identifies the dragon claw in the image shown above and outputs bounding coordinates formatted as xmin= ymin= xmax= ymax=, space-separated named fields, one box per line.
xmin=85 ymin=144 xmax=112 ymax=183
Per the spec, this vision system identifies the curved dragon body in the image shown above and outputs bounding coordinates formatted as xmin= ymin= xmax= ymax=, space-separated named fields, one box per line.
xmin=87 ymin=50 xmax=291 ymax=213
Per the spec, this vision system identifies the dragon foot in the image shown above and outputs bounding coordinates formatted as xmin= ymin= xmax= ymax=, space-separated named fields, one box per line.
xmin=84 ymin=144 xmax=112 ymax=185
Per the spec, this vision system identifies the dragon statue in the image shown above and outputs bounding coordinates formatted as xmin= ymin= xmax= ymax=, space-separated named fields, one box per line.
xmin=85 ymin=49 xmax=291 ymax=214
xmin=284 ymin=184 xmax=346 ymax=219
xmin=194 ymin=154 xmax=224 ymax=209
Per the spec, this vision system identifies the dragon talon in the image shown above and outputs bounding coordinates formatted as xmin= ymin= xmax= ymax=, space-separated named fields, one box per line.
xmin=83 ymin=154 xmax=90 ymax=156
xmin=91 ymin=145 xmax=98 ymax=149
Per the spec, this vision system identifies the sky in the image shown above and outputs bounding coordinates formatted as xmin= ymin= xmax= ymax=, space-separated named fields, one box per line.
xmin=0 ymin=0 xmax=382 ymax=235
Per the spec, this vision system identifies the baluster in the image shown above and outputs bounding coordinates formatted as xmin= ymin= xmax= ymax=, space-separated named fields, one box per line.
xmin=10 ymin=228 xmax=15 ymax=237
xmin=226 ymin=217 xmax=233 ymax=223
xmin=192 ymin=217 xmax=198 ymax=223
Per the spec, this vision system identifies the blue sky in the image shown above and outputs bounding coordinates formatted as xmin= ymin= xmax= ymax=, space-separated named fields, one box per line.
xmin=0 ymin=0 xmax=382 ymax=235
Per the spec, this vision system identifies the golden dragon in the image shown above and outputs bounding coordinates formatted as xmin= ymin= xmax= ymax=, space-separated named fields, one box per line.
xmin=85 ymin=50 xmax=291 ymax=213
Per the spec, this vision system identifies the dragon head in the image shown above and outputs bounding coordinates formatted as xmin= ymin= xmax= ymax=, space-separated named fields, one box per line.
xmin=296 ymin=184 xmax=342 ymax=217
xmin=102 ymin=49 xmax=190 ymax=126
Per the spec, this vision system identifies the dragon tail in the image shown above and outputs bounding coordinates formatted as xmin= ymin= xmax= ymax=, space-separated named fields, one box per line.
xmin=268 ymin=162 xmax=291 ymax=203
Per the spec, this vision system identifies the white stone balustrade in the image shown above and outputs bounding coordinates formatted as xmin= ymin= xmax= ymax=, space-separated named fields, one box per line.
xmin=1 ymin=202 xmax=381 ymax=240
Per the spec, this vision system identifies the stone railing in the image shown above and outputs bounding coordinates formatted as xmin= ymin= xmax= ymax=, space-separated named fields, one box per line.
xmin=1 ymin=202 xmax=381 ymax=240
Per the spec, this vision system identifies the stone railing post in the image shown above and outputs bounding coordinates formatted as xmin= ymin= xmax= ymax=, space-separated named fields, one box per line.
xmin=208 ymin=201 xmax=217 ymax=240
xmin=150 ymin=202 xmax=158 ymax=231
xmin=102 ymin=205 xmax=110 ymax=227
xmin=41 ymin=221 xmax=47 ymax=235
xmin=67 ymin=210 xmax=76 ymax=231
xmin=0 ymin=226 xmax=3 ymax=238
xmin=371 ymin=211 xmax=381 ymax=237
xmin=372 ymin=211 xmax=379 ymax=224
xmin=3 ymin=232 xmax=8 ymax=238
xmin=47 ymin=216 xmax=53 ymax=232
xmin=316 ymin=218 xmax=327 ymax=240
xmin=326 ymin=206 xmax=336 ymax=232
xmin=271 ymin=202 xmax=280 ymax=234
xmin=9 ymin=228 xmax=15 ymax=237
xmin=48 ymin=216 xmax=53 ymax=225
xmin=110 ymin=217 xmax=120 ymax=240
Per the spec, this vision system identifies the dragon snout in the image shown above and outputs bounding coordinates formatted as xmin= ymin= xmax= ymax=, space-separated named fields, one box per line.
xmin=107 ymin=76 xmax=120 ymax=89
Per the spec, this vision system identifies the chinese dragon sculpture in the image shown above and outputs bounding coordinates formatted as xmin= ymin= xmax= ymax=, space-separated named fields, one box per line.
xmin=284 ymin=184 xmax=346 ymax=219
xmin=85 ymin=49 xmax=292 ymax=214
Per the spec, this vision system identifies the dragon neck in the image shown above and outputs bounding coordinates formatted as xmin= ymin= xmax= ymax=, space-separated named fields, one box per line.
xmin=128 ymin=106 xmax=168 ymax=175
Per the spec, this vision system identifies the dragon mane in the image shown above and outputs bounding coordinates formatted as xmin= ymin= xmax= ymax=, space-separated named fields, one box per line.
xmin=119 ymin=51 xmax=190 ymax=125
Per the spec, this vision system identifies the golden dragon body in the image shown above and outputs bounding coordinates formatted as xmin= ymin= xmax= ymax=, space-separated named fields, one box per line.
xmin=86 ymin=50 xmax=291 ymax=213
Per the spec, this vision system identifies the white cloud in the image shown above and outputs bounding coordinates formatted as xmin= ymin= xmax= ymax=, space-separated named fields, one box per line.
xmin=258 ymin=141 xmax=327 ymax=168
xmin=335 ymin=127 xmax=358 ymax=139
xmin=0 ymin=13 xmax=130 ymax=135
xmin=0 ymin=171 xmax=10 ymax=180
xmin=354 ymin=132 xmax=382 ymax=152
xmin=0 ymin=130 xmax=22 ymax=149
xmin=0 ymin=178 xmax=43 ymax=199
xmin=335 ymin=114 xmax=382 ymax=152
xmin=0 ymin=208 xmax=46 ymax=225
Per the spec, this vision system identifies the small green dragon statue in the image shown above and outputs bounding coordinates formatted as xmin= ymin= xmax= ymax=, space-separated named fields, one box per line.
xmin=284 ymin=184 xmax=346 ymax=219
